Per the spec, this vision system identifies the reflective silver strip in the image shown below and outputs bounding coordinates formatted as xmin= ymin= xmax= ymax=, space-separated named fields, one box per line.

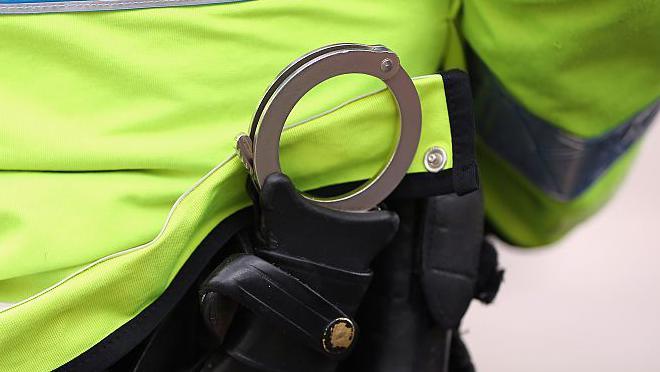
xmin=469 ymin=51 xmax=659 ymax=201
xmin=0 ymin=0 xmax=250 ymax=14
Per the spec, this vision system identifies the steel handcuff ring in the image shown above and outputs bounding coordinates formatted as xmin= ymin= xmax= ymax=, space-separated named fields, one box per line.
xmin=236 ymin=43 xmax=422 ymax=212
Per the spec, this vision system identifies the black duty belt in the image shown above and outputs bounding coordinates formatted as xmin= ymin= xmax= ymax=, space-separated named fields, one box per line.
xmin=196 ymin=44 xmax=503 ymax=372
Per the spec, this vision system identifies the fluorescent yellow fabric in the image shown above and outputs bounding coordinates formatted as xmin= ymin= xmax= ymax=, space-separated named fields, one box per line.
xmin=462 ymin=0 xmax=660 ymax=137
xmin=0 ymin=72 xmax=453 ymax=371
xmin=478 ymin=139 xmax=638 ymax=246
xmin=0 ymin=2 xmax=459 ymax=368
xmin=0 ymin=0 xmax=455 ymax=301
xmin=462 ymin=0 xmax=659 ymax=245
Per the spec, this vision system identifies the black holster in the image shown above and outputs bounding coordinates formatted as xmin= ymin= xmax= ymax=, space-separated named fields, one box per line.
xmin=195 ymin=71 xmax=504 ymax=372
xmin=198 ymin=173 xmax=400 ymax=372
xmin=196 ymin=176 xmax=502 ymax=372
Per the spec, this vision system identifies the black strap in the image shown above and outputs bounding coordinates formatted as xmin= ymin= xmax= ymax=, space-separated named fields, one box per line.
xmin=474 ymin=239 xmax=504 ymax=304
xmin=419 ymin=191 xmax=484 ymax=330
xmin=199 ymin=254 xmax=350 ymax=357
xmin=441 ymin=70 xmax=480 ymax=196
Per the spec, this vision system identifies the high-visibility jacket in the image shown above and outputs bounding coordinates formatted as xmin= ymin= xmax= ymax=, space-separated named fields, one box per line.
xmin=0 ymin=0 xmax=657 ymax=370
xmin=463 ymin=0 xmax=659 ymax=246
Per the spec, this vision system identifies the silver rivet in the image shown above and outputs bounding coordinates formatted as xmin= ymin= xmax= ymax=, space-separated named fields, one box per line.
xmin=424 ymin=147 xmax=447 ymax=173
xmin=380 ymin=58 xmax=393 ymax=73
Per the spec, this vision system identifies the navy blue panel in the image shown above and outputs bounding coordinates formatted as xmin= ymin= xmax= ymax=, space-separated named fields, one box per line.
xmin=468 ymin=51 xmax=659 ymax=201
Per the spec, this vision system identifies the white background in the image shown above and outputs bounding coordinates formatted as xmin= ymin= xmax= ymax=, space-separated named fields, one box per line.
xmin=464 ymin=120 xmax=660 ymax=372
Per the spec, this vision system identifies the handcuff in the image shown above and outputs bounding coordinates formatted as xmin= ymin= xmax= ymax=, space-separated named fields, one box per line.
xmin=236 ymin=43 xmax=422 ymax=212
